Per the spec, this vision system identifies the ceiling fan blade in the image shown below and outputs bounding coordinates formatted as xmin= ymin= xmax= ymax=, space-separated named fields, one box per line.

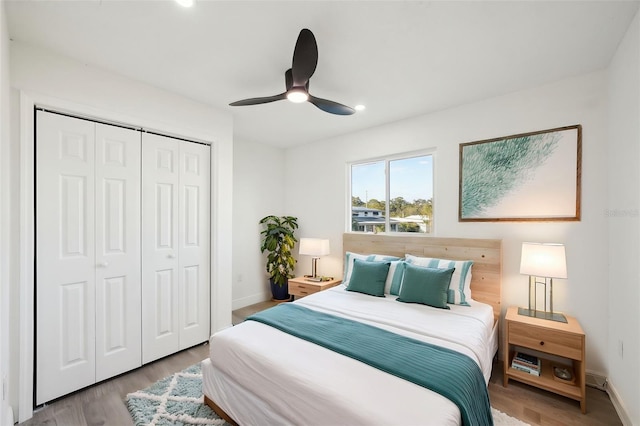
xmin=229 ymin=93 xmax=287 ymax=106
xmin=285 ymin=69 xmax=293 ymax=91
xmin=308 ymin=95 xmax=355 ymax=115
xmin=292 ymin=29 xmax=318 ymax=87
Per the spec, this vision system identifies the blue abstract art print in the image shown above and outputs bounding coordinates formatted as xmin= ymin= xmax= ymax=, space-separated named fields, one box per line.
xmin=459 ymin=125 xmax=581 ymax=221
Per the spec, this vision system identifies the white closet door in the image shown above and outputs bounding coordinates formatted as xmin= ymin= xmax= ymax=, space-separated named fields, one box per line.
xmin=36 ymin=111 xmax=96 ymax=404
xmin=142 ymin=133 xmax=180 ymax=363
xmin=178 ymin=142 xmax=210 ymax=349
xmin=94 ymin=124 xmax=142 ymax=381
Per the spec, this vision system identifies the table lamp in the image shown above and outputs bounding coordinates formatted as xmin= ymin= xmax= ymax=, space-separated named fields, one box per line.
xmin=299 ymin=238 xmax=330 ymax=281
xmin=519 ymin=242 xmax=568 ymax=323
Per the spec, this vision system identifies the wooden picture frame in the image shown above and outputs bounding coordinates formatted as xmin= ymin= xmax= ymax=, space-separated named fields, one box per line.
xmin=459 ymin=125 xmax=581 ymax=222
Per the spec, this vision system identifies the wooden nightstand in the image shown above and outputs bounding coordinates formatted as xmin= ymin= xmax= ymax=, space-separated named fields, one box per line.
xmin=503 ymin=306 xmax=586 ymax=413
xmin=288 ymin=276 xmax=342 ymax=299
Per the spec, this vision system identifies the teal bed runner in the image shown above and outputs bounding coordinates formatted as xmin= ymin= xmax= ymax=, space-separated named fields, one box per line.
xmin=247 ymin=303 xmax=493 ymax=426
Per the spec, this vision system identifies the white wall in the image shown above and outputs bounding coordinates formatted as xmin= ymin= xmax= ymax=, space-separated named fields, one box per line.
xmin=0 ymin=2 xmax=14 ymax=425
xmin=9 ymin=41 xmax=234 ymax=421
xmin=285 ymin=72 xmax=610 ymax=377
xmin=607 ymin=9 xmax=640 ymax=425
xmin=232 ymin=139 xmax=286 ymax=309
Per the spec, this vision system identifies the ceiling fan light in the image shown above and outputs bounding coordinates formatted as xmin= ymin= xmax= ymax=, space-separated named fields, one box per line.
xmin=287 ymin=88 xmax=308 ymax=103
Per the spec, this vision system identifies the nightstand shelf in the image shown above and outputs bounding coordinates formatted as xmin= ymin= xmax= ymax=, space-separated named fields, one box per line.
xmin=288 ymin=276 xmax=342 ymax=299
xmin=503 ymin=306 xmax=586 ymax=413
xmin=506 ymin=355 xmax=581 ymax=400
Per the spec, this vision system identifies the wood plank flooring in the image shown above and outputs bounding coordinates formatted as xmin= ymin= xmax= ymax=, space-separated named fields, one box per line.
xmin=20 ymin=300 xmax=623 ymax=425
xmin=489 ymin=363 xmax=621 ymax=425
xmin=21 ymin=344 xmax=209 ymax=426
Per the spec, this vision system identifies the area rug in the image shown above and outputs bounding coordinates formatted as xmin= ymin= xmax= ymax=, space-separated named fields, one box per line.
xmin=126 ymin=362 xmax=530 ymax=426
xmin=126 ymin=363 xmax=229 ymax=426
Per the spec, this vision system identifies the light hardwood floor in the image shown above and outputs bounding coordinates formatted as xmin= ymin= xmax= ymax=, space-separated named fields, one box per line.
xmin=20 ymin=344 xmax=210 ymax=426
xmin=488 ymin=362 xmax=621 ymax=425
xmin=21 ymin=300 xmax=622 ymax=425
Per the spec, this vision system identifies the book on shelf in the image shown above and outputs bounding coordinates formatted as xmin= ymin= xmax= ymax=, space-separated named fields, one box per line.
xmin=512 ymin=358 xmax=539 ymax=369
xmin=511 ymin=362 xmax=541 ymax=376
xmin=513 ymin=352 xmax=539 ymax=365
xmin=511 ymin=352 xmax=541 ymax=376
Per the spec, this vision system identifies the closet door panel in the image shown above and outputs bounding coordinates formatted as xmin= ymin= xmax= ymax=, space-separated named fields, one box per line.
xmin=36 ymin=111 xmax=96 ymax=404
xmin=95 ymin=124 xmax=142 ymax=381
xmin=142 ymin=133 xmax=180 ymax=363
xmin=179 ymin=143 xmax=211 ymax=349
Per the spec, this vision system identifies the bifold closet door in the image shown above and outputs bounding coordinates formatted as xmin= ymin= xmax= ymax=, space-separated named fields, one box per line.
xmin=94 ymin=124 xmax=142 ymax=382
xmin=36 ymin=111 xmax=142 ymax=404
xmin=142 ymin=133 xmax=210 ymax=364
xmin=177 ymin=140 xmax=211 ymax=349
xmin=36 ymin=112 xmax=97 ymax=404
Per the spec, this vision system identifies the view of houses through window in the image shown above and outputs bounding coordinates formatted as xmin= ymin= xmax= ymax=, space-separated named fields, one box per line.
xmin=350 ymin=153 xmax=433 ymax=234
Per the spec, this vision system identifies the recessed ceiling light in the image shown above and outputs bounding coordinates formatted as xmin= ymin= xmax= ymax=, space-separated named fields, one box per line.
xmin=175 ymin=0 xmax=194 ymax=7
xmin=355 ymin=104 xmax=366 ymax=112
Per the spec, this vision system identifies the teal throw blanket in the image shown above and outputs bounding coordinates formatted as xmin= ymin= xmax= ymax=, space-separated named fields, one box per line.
xmin=247 ymin=303 xmax=493 ymax=426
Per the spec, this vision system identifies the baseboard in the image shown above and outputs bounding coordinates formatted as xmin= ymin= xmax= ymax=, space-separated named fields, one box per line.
xmin=232 ymin=292 xmax=271 ymax=310
xmin=607 ymin=380 xmax=632 ymax=426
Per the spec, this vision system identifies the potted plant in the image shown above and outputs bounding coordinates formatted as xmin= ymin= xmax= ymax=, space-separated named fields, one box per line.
xmin=259 ymin=215 xmax=299 ymax=300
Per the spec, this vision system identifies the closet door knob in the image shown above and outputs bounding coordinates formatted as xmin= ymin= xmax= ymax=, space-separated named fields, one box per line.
xmin=98 ymin=261 xmax=109 ymax=267
xmin=168 ymin=254 xmax=176 ymax=259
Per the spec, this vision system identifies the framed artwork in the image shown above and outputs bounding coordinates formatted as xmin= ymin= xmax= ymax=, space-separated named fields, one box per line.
xmin=459 ymin=125 xmax=581 ymax=222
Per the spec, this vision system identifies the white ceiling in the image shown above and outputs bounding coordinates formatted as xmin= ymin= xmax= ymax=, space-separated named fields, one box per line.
xmin=6 ymin=1 xmax=639 ymax=148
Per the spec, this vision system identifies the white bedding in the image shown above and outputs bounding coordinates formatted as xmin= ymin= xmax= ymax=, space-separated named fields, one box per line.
xmin=204 ymin=285 xmax=498 ymax=426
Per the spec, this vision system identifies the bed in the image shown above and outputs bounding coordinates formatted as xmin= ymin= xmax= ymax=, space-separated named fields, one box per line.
xmin=203 ymin=234 xmax=502 ymax=425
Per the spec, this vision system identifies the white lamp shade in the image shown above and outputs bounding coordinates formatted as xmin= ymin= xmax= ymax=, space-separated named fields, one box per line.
xmin=299 ymin=238 xmax=330 ymax=256
xmin=520 ymin=242 xmax=567 ymax=279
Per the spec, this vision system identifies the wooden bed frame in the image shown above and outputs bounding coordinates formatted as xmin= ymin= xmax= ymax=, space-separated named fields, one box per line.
xmin=205 ymin=395 xmax=239 ymax=426
xmin=204 ymin=234 xmax=503 ymax=421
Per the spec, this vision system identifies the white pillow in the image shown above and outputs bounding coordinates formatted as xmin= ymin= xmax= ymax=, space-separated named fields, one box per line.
xmin=385 ymin=260 xmax=406 ymax=295
xmin=343 ymin=252 xmax=402 ymax=291
xmin=404 ymin=254 xmax=473 ymax=306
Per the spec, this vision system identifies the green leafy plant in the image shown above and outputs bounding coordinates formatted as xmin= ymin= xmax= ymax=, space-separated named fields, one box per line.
xmin=259 ymin=215 xmax=299 ymax=286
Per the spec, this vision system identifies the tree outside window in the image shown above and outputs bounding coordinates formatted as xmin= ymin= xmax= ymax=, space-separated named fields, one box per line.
xmin=350 ymin=153 xmax=433 ymax=234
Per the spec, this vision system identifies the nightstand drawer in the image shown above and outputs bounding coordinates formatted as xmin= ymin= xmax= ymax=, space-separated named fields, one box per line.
xmin=288 ymin=281 xmax=320 ymax=297
xmin=509 ymin=321 xmax=583 ymax=360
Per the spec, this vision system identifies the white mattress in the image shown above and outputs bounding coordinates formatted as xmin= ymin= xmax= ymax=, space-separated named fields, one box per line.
xmin=204 ymin=285 xmax=498 ymax=426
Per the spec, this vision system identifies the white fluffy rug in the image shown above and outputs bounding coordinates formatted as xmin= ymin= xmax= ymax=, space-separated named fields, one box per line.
xmin=492 ymin=407 xmax=531 ymax=425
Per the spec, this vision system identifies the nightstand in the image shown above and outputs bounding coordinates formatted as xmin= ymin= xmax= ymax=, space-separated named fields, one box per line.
xmin=288 ymin=276 xmax=342 ymax=299
xmin=503 ymin=306 xmax=586 ymax=413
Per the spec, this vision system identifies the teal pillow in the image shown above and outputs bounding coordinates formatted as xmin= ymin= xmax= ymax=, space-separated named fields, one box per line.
xmin=346 ymin=259 xmax=391 ymax=297
xmin=342 ymin=252 xmax=401 ymax=287
xmin=396 ymin=263 xmax=455 ymax=309
xmin=405 ymin=254 xmax=473 ymax=306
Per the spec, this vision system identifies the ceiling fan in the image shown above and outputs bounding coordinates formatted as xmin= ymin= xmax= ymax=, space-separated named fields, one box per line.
xmin=229 ymin=29 xmax=355 ymax=116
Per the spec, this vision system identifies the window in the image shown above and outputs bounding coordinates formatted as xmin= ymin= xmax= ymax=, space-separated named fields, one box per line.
xmin=349 ymin=152 xmax=433 ymax=234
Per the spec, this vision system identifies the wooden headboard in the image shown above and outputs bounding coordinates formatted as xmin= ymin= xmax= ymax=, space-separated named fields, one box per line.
xmin=343 ymin=233 xmax=503 ymax=322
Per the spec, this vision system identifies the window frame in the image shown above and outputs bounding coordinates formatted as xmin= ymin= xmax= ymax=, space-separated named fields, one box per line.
xmin=346 ymin=149 xmax=436 ymax=235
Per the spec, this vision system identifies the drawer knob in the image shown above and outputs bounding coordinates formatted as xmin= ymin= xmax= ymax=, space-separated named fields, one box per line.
xmin=540 ymin=341 xmax=545 ymax=346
